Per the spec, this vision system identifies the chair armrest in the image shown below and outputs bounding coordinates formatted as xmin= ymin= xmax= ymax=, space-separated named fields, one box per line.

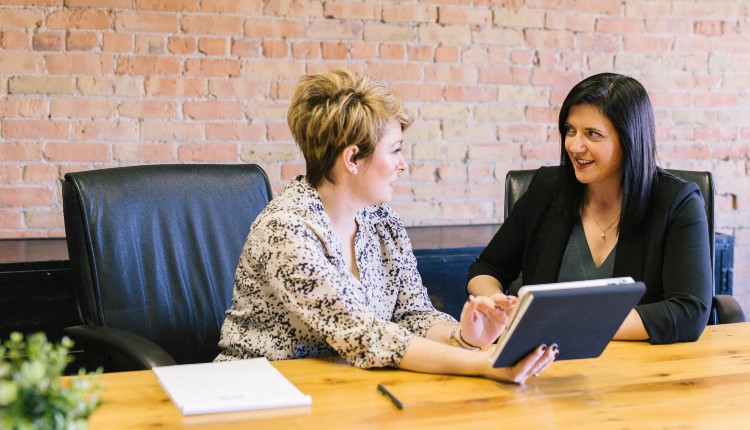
xmin=713 ymin=295 xmax=747 ymax=325
xmin=64 ymin=325 xmax=177 ymax=369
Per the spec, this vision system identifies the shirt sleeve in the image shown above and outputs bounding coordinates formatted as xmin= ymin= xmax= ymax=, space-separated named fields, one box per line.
xmin=256 ymin=213 xmax=421 ymax=369
xmin=635 ymin=187 xmax=713 ymax=343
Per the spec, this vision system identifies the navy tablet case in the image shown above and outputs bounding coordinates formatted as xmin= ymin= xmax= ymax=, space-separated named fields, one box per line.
xmin=492 ymin=280 xmax=646 ymax=367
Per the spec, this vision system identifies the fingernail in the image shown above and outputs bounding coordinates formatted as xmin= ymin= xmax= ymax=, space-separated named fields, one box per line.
xmin=541 ymin=345 xmax=548 ymax=351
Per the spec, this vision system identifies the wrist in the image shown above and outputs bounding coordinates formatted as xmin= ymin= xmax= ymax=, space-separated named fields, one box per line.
xmin=458 ymin=328 xmax=481 ymax=349
xmin=467 ymin=275 xmax=504 ymax=297
xmin=449 ymin=324 xmax=479 ymax=351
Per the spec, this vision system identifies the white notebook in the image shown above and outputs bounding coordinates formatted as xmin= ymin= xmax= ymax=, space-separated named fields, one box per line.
xmin=153 ymin=358 xmax=312 ymax=416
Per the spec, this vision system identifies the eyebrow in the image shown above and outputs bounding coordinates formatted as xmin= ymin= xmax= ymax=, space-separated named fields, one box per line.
xmin=565 ymin=123 xmax=606 ymax=133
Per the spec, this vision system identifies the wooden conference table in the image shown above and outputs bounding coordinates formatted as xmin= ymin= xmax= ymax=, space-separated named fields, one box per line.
xmin=84 ymin=322 xmax=750 ymax=429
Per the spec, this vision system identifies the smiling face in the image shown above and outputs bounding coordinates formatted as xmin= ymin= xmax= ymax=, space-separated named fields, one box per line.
xmin=564 ymin=103 xmax=624 ymax=188
xmin=356 ymin=119 xmax=406 ymax=205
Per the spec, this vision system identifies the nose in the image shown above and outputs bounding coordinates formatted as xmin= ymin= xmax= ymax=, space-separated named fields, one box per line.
xmin=567 ymin=133 xmax=585 ymax=154
xmin=396 ymin=152 xmax=407 ymax=171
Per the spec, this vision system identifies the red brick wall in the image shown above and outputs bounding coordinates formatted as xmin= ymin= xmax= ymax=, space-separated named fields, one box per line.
xmin=1 ymin=1 xmax=749 ymax=310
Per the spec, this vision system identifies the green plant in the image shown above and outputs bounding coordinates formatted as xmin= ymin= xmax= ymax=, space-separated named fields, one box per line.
xmin=0 ymin=332 xmax=102 ymax=430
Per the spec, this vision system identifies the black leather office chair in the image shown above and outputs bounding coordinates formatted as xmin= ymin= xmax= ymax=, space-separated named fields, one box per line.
xmin=62 ymin=164 xmax=273 ymax=372
xmin=504 ymin=168 xmax=745 ymax=325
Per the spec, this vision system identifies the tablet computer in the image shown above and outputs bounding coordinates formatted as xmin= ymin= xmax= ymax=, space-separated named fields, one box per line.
xmin=490 ymin=277 xmax=646 ymax=368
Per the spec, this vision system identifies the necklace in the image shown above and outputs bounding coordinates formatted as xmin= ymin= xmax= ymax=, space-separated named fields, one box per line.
xmin=587 ymin=203 xmax=620 ymax=240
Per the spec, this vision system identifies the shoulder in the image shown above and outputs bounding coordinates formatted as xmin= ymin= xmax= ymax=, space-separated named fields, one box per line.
xmin=649 ymin=168 xmax=704 ymax=217
xmin=652 ymin=168 xmax=702 ymax=203
xmin=360 ymin=203 xmax=405 ymax=234
xmin=534 ymin=165 xmax=564 ymax=178
xmin=262 ymin=176 xmax=316 ymax=215
xmin=522 ymin=165 xmax=564 ymax=201
xmin=359 ymin=204 xmax=412 ymax=249
xmin=528 ymin=165 xmax=564 ymax=188
xmin=252 ymin=177 xmax=326 ymax=239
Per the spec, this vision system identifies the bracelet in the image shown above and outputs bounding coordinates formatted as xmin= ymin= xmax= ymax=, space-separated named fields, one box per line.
xmin=449 ymin=324 xmax=479 ymax=351
xmin=458 ymin=329 xmax=481 ymax=350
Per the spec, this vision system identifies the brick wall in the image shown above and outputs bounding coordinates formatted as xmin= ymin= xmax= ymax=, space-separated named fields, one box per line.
xmin=1 ymin=0 xmax=750 ymax=311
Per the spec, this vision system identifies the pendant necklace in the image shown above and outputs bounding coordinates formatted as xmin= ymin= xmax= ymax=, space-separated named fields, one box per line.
xmin=587 ymin=203 xmax=620 ymax=240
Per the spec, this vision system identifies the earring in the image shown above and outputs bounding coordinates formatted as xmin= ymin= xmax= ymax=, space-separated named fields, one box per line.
xmin=351 ymin=167 xmax=358 ymax=175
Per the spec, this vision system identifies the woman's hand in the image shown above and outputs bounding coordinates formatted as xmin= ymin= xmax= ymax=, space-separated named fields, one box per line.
xmin=398 ymin=332 xmax=557 ymax=385
xmin=459 ymin=294 xmax=516 ymax=348
xmin=483 ymin=343 xmax=559 ymax=384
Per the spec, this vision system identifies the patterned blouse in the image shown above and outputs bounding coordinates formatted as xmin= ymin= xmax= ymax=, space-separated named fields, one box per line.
xmin=215 ymin=176 xmax=455 ymax=368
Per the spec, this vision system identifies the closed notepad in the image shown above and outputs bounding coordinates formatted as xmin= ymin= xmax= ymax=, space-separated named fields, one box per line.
xmin=491 ymin=277 xmax=646 ymax=368
xmin=153 ymin=358 xmax=312 ymax=416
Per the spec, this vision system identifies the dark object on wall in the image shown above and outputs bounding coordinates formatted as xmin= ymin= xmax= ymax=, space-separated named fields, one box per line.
xmin=62 ymin=164 xmax=273 ymax=372
xmin=715 ymin=233 xmax=734 ymax=296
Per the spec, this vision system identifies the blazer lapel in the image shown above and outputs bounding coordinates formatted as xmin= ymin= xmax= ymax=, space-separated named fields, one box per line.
xmin=613 ymin=224 xmax=645 ymax=279
xmin=530 ymin=215 xmax=574 ymax=284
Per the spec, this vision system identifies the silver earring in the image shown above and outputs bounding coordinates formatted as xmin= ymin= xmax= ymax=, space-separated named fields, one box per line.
xmin=351 ymin=167 xmax=358 ymax=175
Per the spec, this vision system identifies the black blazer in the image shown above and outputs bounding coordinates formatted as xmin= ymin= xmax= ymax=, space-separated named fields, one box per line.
xmin=469 ymin=166 xmax=712 ymax=344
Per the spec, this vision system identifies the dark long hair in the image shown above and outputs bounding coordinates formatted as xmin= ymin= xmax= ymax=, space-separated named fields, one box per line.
xmin=557 ymin=73 xmax=656 ymax=230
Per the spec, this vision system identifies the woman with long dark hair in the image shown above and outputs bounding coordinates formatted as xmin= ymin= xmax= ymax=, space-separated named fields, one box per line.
xmin=468 ymin=73 xmax=712 ymax=344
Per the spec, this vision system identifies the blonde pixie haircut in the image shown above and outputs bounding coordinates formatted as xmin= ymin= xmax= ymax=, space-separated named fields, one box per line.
xmin=287 ymin=69 xmax=414 ymax=187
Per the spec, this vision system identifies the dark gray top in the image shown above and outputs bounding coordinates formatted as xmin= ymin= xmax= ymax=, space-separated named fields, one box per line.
xmin=557 ymin=219 xmax=616 ymax=282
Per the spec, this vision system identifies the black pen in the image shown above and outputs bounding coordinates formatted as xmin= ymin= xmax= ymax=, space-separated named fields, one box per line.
xmin=376 ymin=383 xmax=404 ymax=410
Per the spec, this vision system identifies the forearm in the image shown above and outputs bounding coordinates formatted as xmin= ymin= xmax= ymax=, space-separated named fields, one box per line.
xmin=398 ymin=336 xmax=557 ymax=384
xmin=613 ymin=309 xmax=648 ymax=341
xmin=635 ymin=297 xmax=709 ymax=343
xmin=467 ymin=274 xmax=504 ymax=297
xmin=423 ymin=321 xmax=454 ymax=345
xmin=397 ymin=336 xmax=486 ymax=376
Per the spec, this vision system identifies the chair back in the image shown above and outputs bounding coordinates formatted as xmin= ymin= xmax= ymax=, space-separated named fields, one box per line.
xmin=504 ymin=169 xmax=536 ymax=219
xmin=63 ymin=164 xmax=272 ymax=368
xmin=665 ymin=170 xmax=714 ymax=268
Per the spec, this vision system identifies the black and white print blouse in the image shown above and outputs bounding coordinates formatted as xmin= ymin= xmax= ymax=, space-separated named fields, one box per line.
xmin=215 ymin=176 xmax=455 ymax=368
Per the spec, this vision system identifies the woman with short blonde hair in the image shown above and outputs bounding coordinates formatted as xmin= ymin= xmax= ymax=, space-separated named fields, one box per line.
xmin=217 ymin=69 xmax=557 ymax=384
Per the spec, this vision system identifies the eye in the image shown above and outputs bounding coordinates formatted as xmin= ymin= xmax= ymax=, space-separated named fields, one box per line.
xmin=565 ymin=126 xmax=576 ymax=137
xmin=586 ymin=130 xmax=603 ymax=139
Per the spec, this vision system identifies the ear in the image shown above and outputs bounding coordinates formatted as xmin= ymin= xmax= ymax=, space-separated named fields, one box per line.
xmin=341 ymin=145 xmax=360 ymax=174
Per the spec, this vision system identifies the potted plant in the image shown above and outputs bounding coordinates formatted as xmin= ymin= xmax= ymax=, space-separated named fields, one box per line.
xmin=0 ymin=332 xmax=102 ymax=430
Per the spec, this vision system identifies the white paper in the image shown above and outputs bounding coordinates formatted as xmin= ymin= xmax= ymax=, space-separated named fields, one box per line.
xmin=153 ymin=358 xmax=312 ymax=416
